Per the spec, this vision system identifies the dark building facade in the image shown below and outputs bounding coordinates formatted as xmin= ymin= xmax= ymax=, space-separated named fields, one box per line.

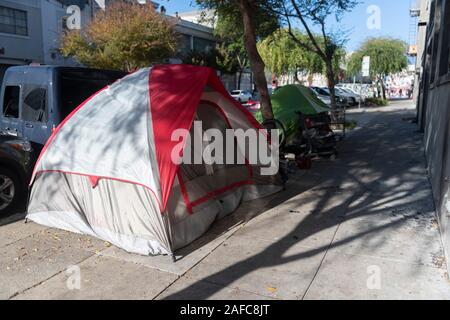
xmin=417 ymin=0 xmax=450 ymax=274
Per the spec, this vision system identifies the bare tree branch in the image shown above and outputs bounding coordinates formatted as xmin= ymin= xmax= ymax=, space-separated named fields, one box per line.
xmin=289 ymin=0 xmax=327 ymax=59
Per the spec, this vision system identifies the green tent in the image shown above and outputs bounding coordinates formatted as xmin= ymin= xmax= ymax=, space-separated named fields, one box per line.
xmin=254 ymin=85 xmax=330 ymax=144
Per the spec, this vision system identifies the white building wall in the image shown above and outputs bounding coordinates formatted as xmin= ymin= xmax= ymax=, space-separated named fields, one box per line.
xmin=0 ymin=0 xmax=44 ymax=64
xmin=41 ymin=0 xmax=94 ymax=66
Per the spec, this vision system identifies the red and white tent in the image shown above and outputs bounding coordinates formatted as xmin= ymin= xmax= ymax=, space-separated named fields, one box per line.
xmin=27 ymin=65 xmax=282 ymax=256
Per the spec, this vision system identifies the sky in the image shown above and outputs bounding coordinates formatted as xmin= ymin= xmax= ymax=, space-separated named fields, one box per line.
xmin=158 ymin=0 xmax=414 ymax=51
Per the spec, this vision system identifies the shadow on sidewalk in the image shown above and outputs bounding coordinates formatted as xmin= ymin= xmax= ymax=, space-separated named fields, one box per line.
xmin=0 ymin=211 xmax=26 ymax=227
xmin=163 ymin=107 xmax=437 ymax=300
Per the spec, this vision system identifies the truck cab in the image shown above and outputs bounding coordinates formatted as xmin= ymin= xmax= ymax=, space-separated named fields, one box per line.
xmin=0 ymin=66 xmax=126 ymax=148
xmin=0 ymin=66 xmax=126 ymax=215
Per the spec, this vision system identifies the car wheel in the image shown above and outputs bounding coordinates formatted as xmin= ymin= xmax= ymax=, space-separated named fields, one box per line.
xmin=0 ymin=168 xmax=23 ymax=216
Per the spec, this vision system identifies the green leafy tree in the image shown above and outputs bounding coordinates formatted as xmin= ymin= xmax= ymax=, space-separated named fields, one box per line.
xmin=258 ymin=28 xmax=345 ymax=84
xmin=180 ymin=47 xmax=239 ymax=75
xmin=267 ymin=0 xmax=357 ymax=111
xmin=197 ymin=0 xmax=279 ymax=127
xmin=213 ymin=16 xmax=248 ymax=89
xmin=61 ymin=1 xmax=177 ymax=72
xmin=210 ymin=6 xmax=278 ymax=89
xmin=347 ymin=37 xmax=408 ymax=100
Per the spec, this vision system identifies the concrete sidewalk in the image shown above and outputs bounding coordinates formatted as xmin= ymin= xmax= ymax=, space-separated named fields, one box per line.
xmin=1 ymin=100 xmax=449 ymax=300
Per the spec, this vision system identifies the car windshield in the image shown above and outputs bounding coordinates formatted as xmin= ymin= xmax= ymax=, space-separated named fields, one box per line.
xmin=321 ymin=88 xmax=330 ymax=95
xmin=231 ymin=91 xmax=241 ymax=95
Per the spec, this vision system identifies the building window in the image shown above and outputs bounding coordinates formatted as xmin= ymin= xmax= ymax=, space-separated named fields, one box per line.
xmin=178 ymin=34 xmax=192 ymax=56
xmin=193 ymin=37 xmax=216 ymax=53
xmin=0 ymin=6 xmax=28 ymax=36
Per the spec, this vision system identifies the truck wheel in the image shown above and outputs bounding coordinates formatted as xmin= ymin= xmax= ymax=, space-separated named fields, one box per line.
xmin=0 ymin=168 xmax=23 ymax=216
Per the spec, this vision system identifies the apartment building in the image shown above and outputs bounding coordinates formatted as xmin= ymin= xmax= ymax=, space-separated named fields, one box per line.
xmin=0 ymin=0 xmax=43 ymax=82
xmin=0 ymin=1 xmax=223 ymax=84
xmin=0 ymin=0 xmax=97 ymax=82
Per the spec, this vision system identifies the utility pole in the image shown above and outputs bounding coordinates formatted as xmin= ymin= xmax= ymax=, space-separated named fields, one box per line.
xmin=359 ymin=77 xmax=362 ymax=109
xmin=361 ymin=56 xmax=371 ymax=109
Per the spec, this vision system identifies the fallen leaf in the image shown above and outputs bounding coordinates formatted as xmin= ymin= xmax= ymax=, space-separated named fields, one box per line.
xmin=267 ymin=287 xmax=277 ymax=294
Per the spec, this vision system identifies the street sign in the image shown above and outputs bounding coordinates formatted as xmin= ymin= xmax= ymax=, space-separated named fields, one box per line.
xmin=362 ymin=56 xmax=371 ymax=77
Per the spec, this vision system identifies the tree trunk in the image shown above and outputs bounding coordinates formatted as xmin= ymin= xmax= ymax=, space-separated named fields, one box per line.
xmin=325 ymin=59 xmax=337 ymax=111
xmin=237 ymin=69 xmax=243 ymax=90
xmin=380 ymin=76 xmax=387 ymax=100
xmin=237 ymin=0 xmax=274 ymax=128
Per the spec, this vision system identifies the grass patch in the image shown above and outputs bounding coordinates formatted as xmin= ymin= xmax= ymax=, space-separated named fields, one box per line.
xmin=366 ymin=97 xmax=388 ymax=106
xmin=345 ymin=120 xmax=358 ymax=130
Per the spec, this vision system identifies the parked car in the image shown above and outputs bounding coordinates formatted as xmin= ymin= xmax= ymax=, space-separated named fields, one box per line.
xmin=0 ymin=135 xmax=35 ymax=215
xmin=0 ymin=65 xmax=126 ymax=215
xmin=310 ymin=87 xmax=349 ymax=107
xmin=230 ymin=89 xmax=253 ymax=103
xmin=244 ymin=99 xmax=261 ymax=111
xmin=309 ymin=87 xmax=331 ymax=105
xmin=337 ymin=83 xmax=373 ymax=100
xmin=1 ymin=66 xmax=126 ymax=146
xmin=335 ymin=88 xmax=359 ymax=106
xmin=341 ymin=87 xmax=366 ymax=104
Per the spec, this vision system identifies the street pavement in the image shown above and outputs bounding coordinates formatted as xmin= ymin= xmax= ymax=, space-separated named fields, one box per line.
xmin=1 ymin=100 xmax=449 ymax=300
